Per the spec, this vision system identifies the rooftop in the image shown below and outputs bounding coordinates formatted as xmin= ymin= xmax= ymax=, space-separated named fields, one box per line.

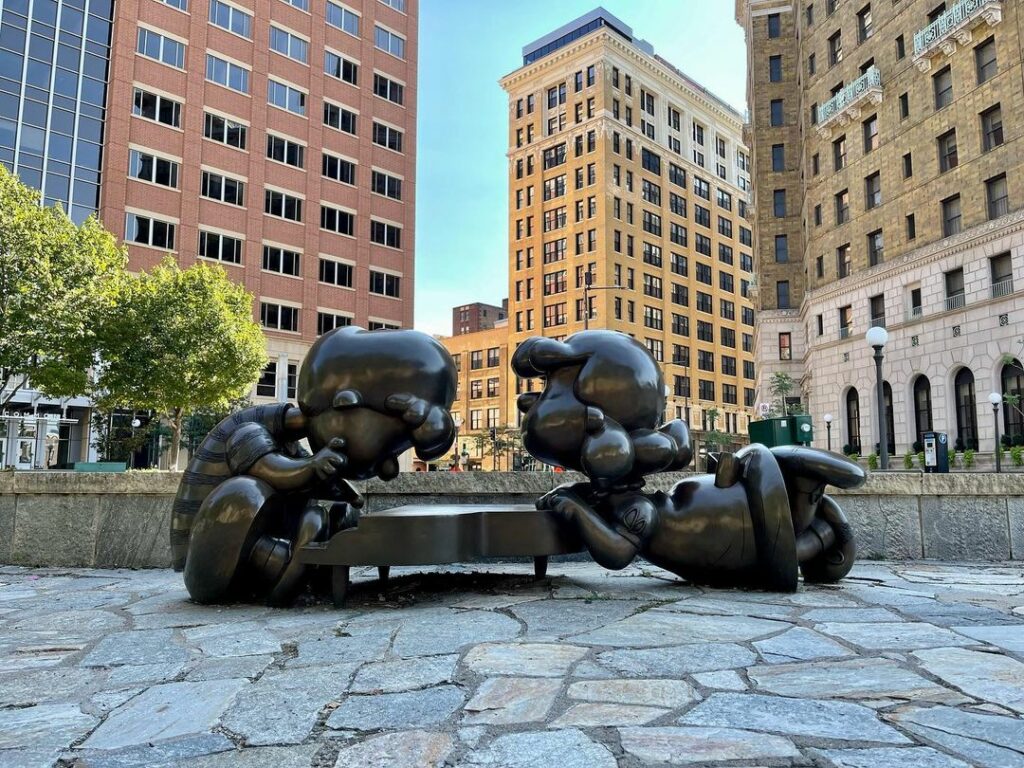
xmin=518 ymin=7 xmax=744 ymax=122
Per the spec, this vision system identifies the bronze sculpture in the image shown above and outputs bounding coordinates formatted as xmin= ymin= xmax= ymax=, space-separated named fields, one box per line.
xmin=171 ymin=326 xmax=457 ymax=604
xmin=514 ymin=331 xmax=866 ymax=591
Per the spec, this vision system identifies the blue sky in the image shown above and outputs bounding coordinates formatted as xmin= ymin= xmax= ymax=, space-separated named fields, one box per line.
xmin=414 ymin=0 xmax=748 ymax=335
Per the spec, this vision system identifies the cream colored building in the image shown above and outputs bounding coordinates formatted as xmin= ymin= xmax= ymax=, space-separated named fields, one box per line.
xmin=737 ymin=0 xmax=1024 ymax=455
xmin=500 ymin=8 xmax=757 ymax=444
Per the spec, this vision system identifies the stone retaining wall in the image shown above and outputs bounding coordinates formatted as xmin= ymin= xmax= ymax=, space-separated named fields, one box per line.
xmin=1 ymin=470 xmax=1022 ymax=568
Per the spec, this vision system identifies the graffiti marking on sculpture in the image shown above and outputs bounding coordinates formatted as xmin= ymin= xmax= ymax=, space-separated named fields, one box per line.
xmin=513 ymin=331 xmax=866 ymax=591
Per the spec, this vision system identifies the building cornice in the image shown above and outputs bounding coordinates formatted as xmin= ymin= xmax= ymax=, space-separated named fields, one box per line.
xmin=805 ymin=208 xmax=1024 ymax=305
xmin=499 ymin=30 xmax=744 ymax=130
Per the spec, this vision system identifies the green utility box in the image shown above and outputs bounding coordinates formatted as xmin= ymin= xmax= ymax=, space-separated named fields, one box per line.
xmin=748 ymin=415 xmax=814 ymax=447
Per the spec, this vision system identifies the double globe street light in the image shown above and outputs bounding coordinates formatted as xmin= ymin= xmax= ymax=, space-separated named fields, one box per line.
xmin=989 ymin=391 xmax=1003 ymax=473
xmin=866 ymin=325 xmax=889 ymax=470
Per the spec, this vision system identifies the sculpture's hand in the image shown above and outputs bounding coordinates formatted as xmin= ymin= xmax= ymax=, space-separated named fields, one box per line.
xmin=537 ymin=486 xmax=594 ymax=522
xmin=311 ymin=438 xmax=348 ymax=480
xmin=536 ymin=482 xmax=594 ymax=514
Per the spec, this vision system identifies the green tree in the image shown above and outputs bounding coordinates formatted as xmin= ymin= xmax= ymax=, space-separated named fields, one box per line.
xmin=94 ymin=258 xmax=266 ymax=468
xmin=0 ymin=166 xmax=125 ymax=407
xmin=701 ymin=407 xmax=731 ymax=451
xmin=768 ymin=372 xmax=798 ymax=417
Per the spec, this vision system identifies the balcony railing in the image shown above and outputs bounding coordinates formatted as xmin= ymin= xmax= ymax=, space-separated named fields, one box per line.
xmin=945 ymin=293 xmax=966 ymax=312
xmin=992 ymin=278 xmax=1014 ymax=298
xmin=838 ymin=326 xmax=851 ymax=340
xmin=913 ymin=0 xmax=1003 ymax=72
xmin=870 ymin=315 xmax=887 ymax=329
xmin=906 ymin=306 xmax=924 ymax=322
xmin=816 ymin=66 xmax=883 ymax=137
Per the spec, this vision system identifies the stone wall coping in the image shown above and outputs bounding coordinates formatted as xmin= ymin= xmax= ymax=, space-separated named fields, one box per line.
xmin=2 ymin=469 xmax=1022 ymax=497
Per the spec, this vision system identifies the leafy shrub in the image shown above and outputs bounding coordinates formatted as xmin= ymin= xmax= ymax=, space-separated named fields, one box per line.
xmin=867 ymin=453 xmax=879 ymax=470
xmin=903 ymin=452 xmax=914 ymax=469
xmin=917 ymin=451 xmax=925 ymax=468
xmin=954 ymin=438 xmax=965 ymax=452
xmin=912 ymin=440 xmax=923 ymax=453
xmin=963 ymin=449 xmax=975 ymax=469
xmin=1015 ymin=434 xmax=1024 ymax=448
xmin=842 ymin=444 xmax=853 ymax=455
xmin=1002 ymin=434 xmax=1013 ymax=448
xmin=949 ymin=450 xmax=958 ymax=468
xmin=1012 ymin=446 xmax=1024 ymax=467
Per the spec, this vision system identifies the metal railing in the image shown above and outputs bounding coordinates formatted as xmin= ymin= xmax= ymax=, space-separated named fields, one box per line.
xmin=945 ymin=293 xmax=966 ymax=311
xmin=818 ymin=66 xmax=883 ymax=128
xmin=839 ymin=326 xmax=851 ymax=340
xmin=914 ymin=0 xmax=1002 ymax=58
xmin=992 ymin=278 xmax=1014 ymax=298
xmin=906 ymin=306 xmax=924 ymax=322
xmin=870 ymin=315 xmax=887 ymax=329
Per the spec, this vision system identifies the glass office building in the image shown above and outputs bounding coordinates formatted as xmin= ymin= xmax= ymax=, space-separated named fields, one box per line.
xmin=0 ymin=0 xmax=113 ymax=223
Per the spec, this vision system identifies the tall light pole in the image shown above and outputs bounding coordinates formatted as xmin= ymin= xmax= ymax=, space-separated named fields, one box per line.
xmin=668 ymin=358 xmax=691 ymax=425
xmin=989 ymin=392 xmax=1003 ymax=473
xmin=866 ymin=326 xmax=889 ymax=470
xmin=823 ymin=413 xmax=833 ymax=452
xmin=582 ymin=272 xmax=624 ymax=330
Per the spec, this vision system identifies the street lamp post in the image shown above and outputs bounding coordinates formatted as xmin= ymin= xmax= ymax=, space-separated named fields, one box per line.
xmin=823 ymin=413 xmax=833 ymax=452
xmin=668 ymin=358 xmax=691 ymax=425
xmin=582 ymin=272 xmax=624 ymax=330
xmin=989 ymin=392 xmax=1003 ymax=473
xmin=865 ymin=326 xmax=889 ymax=470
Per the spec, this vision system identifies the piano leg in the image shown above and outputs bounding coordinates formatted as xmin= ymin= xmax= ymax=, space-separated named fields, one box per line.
xmin=534 ymin=556 xmax=548 ymax=580
xmin=331 ymin=565 xmax=350 ymax=608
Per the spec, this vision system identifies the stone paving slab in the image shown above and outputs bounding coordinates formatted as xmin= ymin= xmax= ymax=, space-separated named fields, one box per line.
xmin=0 ymin=561 xmax=1022 ymax=767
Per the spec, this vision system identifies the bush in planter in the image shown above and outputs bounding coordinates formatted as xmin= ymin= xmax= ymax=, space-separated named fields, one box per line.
xmin=867 ymin=453 xmax=879 ymax=470
xmin=912 ymin=440 xmax=923 ymax=454
xmin=1012 ymin=446 xmax=1024 ymax=467
xmin=950 ymin=450 xmax=958 ymax=468
xmin=841 ymin=444 xmax=853 ymax=456
xmin=954 ymin=437 xmax=965 ymax=452
xmin=903 ymin=451 xmax=915 ymax=469
xmin=963 ymin=449 xmax=976 ymax=469
xmin=1002 ymin=434 xmax=1013 ymax=448
xmin=1015 ymin=434 xmax=1024 ymax=448
xmin=917 ymin=451 xmax=925 ymax=468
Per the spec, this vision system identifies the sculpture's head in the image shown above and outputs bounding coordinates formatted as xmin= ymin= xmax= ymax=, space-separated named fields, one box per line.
xmin=513 ymin=331 xmax=691 ymax=487
xmin=297 ymin=327 xmax=457 ymax=480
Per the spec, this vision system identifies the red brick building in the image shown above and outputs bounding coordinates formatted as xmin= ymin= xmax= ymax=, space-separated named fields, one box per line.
xmin=452 ymin=300 xmax=508 ymax=336
xmin=102 ymin=0 xmax=418 ymax=400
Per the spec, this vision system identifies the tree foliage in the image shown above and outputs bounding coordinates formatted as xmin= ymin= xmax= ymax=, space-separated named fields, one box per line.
xmin=94 ymin=258 xmax=266 ymax=467
xmin=768 ymin=372 xmax=799 ymax=417
xmin=0 ymin=165 xmax=125 ymax=406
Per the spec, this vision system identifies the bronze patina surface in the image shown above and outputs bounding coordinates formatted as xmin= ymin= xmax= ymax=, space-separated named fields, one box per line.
xmin=513 ymin=331 xmax=866 ymax=591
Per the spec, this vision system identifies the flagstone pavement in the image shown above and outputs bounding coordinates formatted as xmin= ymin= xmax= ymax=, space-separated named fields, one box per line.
xmin=1 ymin=560 xmax=1023 ymax=767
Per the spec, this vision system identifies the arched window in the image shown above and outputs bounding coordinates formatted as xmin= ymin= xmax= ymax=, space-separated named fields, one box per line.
xmin=954 ymin=367 xmax=978 ymax=450
xmin=883 ymin=381 xmax=896 ymax=454
xmin=1003 ymin=358 xmax=1024 ymax=441
xmin=846 ymin=387 xmax=861 ymax=454
xmin=913 ymin=375 xmax=933 ymax=446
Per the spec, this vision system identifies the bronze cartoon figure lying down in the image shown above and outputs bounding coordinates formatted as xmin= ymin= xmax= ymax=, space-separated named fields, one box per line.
xmin=514 ymin=331 xmax=866 ymax=591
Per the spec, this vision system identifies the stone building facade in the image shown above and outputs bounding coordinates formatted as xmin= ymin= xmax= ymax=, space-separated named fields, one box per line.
xmin=737 ymin=0 xmax=1024 ymax=455
xmin=500 ymin=9 xmax=757 ymax=442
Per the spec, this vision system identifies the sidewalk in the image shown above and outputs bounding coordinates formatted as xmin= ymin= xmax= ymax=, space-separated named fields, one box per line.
xmin=1 ymin=561 xmax=1022 ymax=767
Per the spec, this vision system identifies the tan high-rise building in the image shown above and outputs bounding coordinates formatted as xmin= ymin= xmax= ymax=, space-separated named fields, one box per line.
xmin=737 ymin=0 xmax=1024 ymax=456
xmin=439 ymin=313 xmax=516 ymax=470
xmin=501 ymin=9 xmax=757 ymax=443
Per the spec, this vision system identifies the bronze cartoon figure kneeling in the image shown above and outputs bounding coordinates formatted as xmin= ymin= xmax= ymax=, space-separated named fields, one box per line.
xmin=514 ymin=330 xmax=866 ymax=591
xmin=171 ymin=326 xmax=457 ymax=605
